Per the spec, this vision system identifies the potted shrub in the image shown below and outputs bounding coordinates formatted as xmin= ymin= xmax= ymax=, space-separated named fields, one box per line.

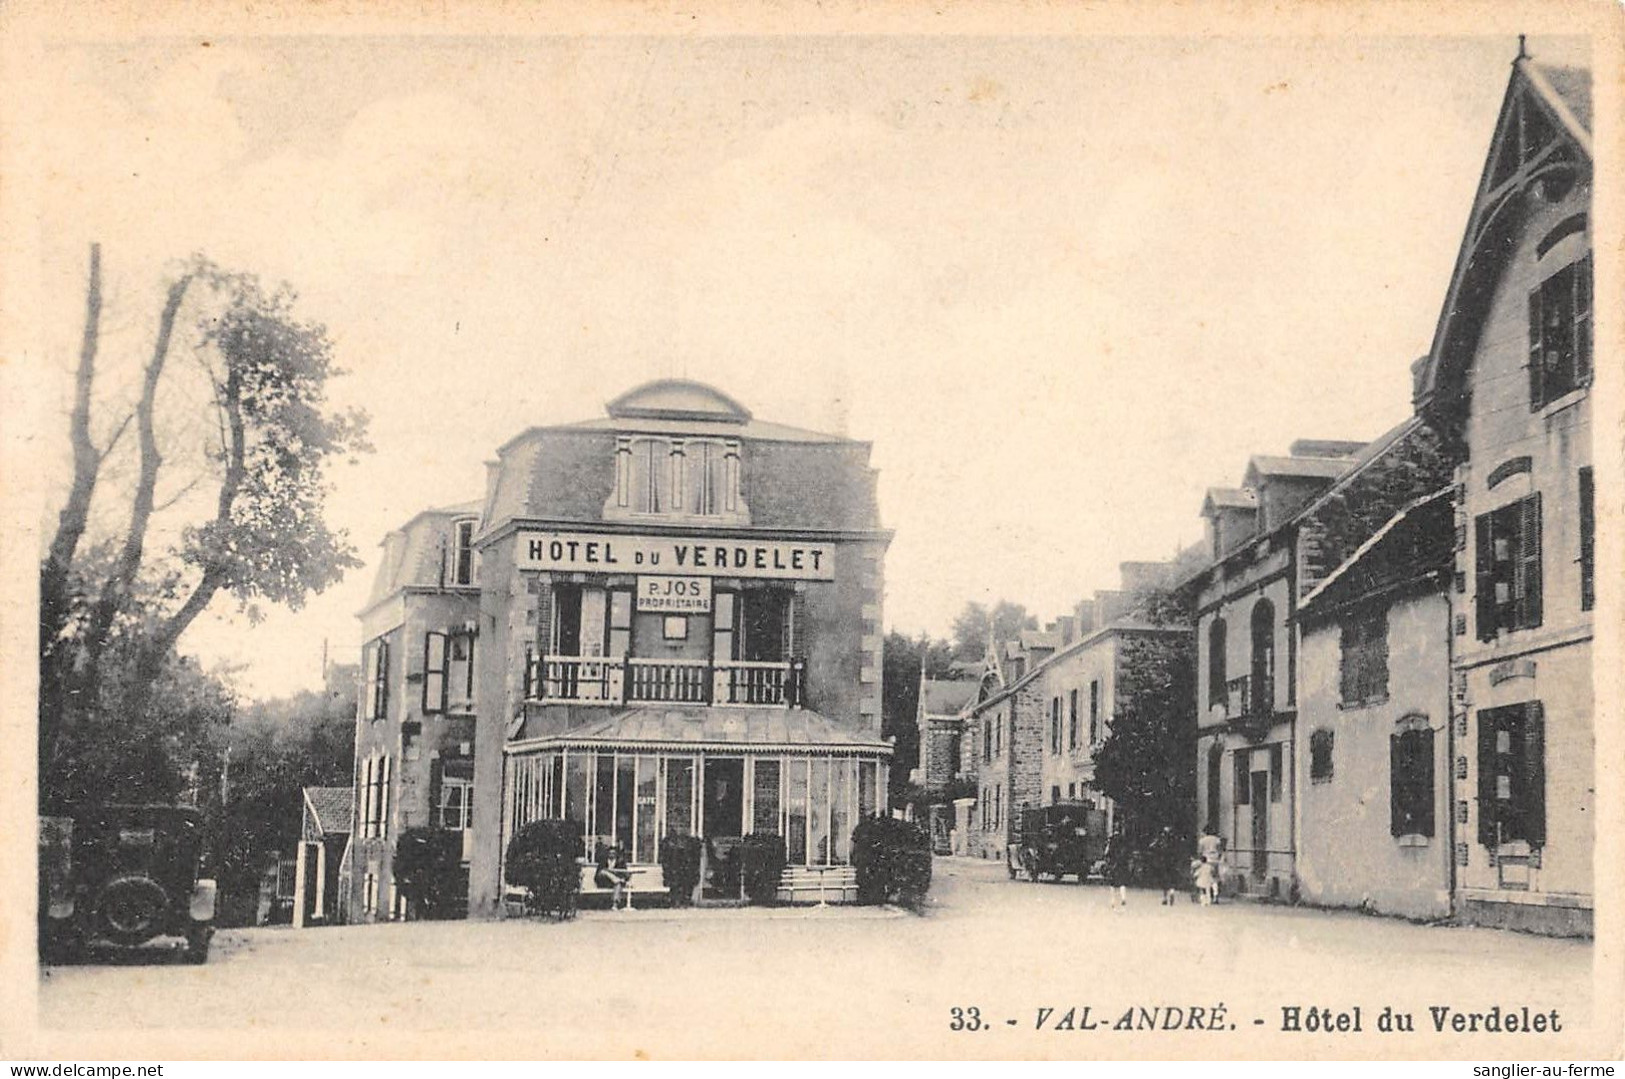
xmin=739 ymin=833 xmax=787 ymax=905
xmin=393 ymin=827 xmax=468 ymax=919
xmin=504 ymin=819 xmax=583 ymax=919
xmin=851 ymin=815 xmax=933 ymax=908
xmin=659 ymin=835 xmax=702 ymax=907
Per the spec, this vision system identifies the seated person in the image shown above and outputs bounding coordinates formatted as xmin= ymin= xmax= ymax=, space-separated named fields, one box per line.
xmin=595 ymin=845 xmax=633 ymax=910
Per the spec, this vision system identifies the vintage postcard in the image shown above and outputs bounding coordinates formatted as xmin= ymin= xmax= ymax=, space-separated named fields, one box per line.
xmin=1 ymin=0 xmax=1620 ymax=1063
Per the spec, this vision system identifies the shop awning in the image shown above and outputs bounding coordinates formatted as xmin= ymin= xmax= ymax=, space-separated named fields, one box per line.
xmin=507 ymin=705 xmax=892 ymax=755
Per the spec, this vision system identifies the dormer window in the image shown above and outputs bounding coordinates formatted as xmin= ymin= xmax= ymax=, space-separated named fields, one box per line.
xmin=614 ymin=435 xmax=741 ymax=518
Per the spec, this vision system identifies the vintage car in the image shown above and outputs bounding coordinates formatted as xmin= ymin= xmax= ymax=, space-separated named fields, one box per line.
xmin=39 ymin=804 xmax=217 ymax=963
xmin=1008 ymin=803 xmax=1109 ymax=883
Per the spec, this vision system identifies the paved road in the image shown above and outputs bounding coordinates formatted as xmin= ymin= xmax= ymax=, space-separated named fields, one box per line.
xmin=29 ymin=857 xmax=1603 ymax=1059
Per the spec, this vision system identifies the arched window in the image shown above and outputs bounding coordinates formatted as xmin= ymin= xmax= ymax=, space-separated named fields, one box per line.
xmin=1207 ymin=617 xmax=1227 ymax=707
xmin=1250 ymin=598 xmax=1275 ymax=716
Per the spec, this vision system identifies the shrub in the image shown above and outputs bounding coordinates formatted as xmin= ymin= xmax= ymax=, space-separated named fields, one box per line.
xmin=851 ymin=815 xmax=932 ymax=908
xmin=659 ymin=835 xmax=703 ymax=906
xmin=739 ymin=833 xmax=787 ymax=905
xmin=393 ymin=827 xmax=467 ymax=920
xmin=504 ymin=818 xmax=583 ymax=919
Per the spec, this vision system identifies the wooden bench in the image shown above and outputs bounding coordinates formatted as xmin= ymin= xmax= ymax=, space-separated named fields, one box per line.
xmin=776 ymin=865 xmax=859 ymax=905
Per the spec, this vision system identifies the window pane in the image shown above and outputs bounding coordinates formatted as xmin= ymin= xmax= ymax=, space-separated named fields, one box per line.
xmin=752 ymin=758 xmax=781 ymax=835
xmin=665 ymin=758 xmax=694 ymax=838
xmin=614 ymin=756 xmax=635 ymax=854
xmin=858 ymin=759 xmax=877 ymax=819
xmin=635 ymin=756 xmax=658 ymax=863
xmin=810 ymin=758 xmax=831 ymax=866
xmin=594 ymin=754 xmax=616 ymax=845
xmin=831 ymin=759 xmax=852 ymax=863
xmin=786 ymin=759 xmax=808 ymax=863
xmin=564 ymin=752 xmax=589 ymax=831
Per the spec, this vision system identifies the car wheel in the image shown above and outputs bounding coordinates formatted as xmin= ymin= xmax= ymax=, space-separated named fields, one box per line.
xmin=184 ymin=924 xmax=213 ymax=965
xmin=94 ymin=875 xmax=169 ymax=946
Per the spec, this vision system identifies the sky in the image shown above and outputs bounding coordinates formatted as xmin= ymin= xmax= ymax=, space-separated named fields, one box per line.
xmin=20 ymin=28 xmax=1592 ymax=700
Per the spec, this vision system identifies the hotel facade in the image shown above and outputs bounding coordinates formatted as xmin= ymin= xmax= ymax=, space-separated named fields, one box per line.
xmin=348 ymin=381 xmax=893 ymax=919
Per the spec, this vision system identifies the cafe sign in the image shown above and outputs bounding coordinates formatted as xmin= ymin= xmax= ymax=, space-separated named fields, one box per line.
xmin=637 ymin=576 xmax=712 ymax=613
xmin=517 ymin=531 xmax=835 ymax=581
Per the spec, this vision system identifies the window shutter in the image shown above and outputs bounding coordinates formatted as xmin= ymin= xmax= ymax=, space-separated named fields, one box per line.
xmin=1527 ymin=288 xmax=1545 ymax=409
xmin=423 ymin=631 xmax=447 ymax=714
xmin=464 ymin=634 xmax=477 ymax=702
xmin=1389 ymin=732 xmax=1406 ymax=837
xmin=428 ymin=758 xmax=444 ymax=831
xmin=380 ymin=756 xmax=392 ymax=838
xmin=1522 ymin=701 xmax=1546 ymax=847
xmin=1580 ymin=468 xmax=1595 ymax=610
xmin=1234 ymin=752 xmax=1250 ymax=806
xmin=523 ymin=643 xmax=539 ymax=700
xmin=1474 ymin=515 xmax=1497 ymax=642
xmin=1518 ymin=494 xmax=1543 ymax=629
xmin=376 ymin=640 xmax=391 ymax=721
xmin=1417 ymin=729 xmax=1436 ymax=838
xmin=1339 ymin=621 xmax=1357 ymax=703
xmin=1476 ymin=711 xmax=1498 ymax=846
xmin=1575 ymin=253 xmax=1592 ymax=384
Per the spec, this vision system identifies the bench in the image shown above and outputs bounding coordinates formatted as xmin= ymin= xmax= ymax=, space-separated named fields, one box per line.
xmin=776 ymin=865 xmax=859 ymax=905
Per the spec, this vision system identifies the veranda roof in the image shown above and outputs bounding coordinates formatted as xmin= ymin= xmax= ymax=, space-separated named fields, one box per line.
xmin=507 ymin=705 xmax=892 ymax=755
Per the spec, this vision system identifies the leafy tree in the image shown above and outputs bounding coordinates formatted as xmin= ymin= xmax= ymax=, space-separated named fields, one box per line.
xmin=880 ymin=630 xmax=954 ymax=797
xmin=949 ymin=600 xmax=1037 ymax=660
xmin=39 ymin=246 xmax=370 ymax=812
xmin=1092 ymin=633 xmax=1197 ymax=853
xmin=213 ymin=684 xmax=357 ymax=925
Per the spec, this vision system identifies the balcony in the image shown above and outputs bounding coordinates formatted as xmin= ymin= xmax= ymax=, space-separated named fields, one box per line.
xmin=534 ymin=655 xmax=805 ymax=708
xmin=1225 ymin=675 xmax=1275 ymax=739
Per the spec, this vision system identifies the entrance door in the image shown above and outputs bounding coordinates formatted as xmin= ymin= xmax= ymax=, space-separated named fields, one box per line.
xmin=702 ymin=758 xmax=745 ymax=898
xmin=703 ymin=758 xmax=745 ymax=837
xmin=1249 ymin=770 xmax=1269 ymax=879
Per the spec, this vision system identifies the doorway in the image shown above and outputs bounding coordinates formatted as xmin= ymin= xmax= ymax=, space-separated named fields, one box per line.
xmin=1249 ymin=770 xmax=1269 ymax=879
xmin=702 ymin=758 xmax=745 ymax=898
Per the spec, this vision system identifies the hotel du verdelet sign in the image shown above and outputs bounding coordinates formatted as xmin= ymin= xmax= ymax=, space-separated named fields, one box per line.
xmin=516 ymin=531 xmax=836 ymax=583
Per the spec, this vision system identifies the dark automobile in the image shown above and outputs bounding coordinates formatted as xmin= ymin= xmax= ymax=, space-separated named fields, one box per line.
xmin=1008 ymin=803 xmax=1109 ymax=883
xmin=39 ymin=805 xmax=217 ymax=963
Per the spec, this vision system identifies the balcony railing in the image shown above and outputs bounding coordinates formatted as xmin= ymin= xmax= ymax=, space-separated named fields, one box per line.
xmin=1225 ymin=674 xmax=1275 ymax=735
xmin=532 ymin=655 xmax=804 ymax=708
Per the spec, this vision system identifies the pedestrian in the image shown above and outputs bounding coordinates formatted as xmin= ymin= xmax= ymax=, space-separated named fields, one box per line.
xmin=1149 ymin=825 xmax=1181 ymax=906
xmin=1197 ymin=821 xmax=1225 ymax=906
xmin=1102 ymin=835 xmax=1130 ymax=910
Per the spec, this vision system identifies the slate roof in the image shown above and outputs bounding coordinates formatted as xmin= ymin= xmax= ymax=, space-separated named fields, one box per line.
xmin=1246 ymin=454 xmax=1358 ymax=481
xmin=1202 ymin=487 xmax=1257 ymax=512
xmin=303 ymin=786 xmax=354 ymax=837
xmin=921 ymin=678 xmax=978 ymax=717
xmin=513 ymin=706 xmax=891 ymax=752
xmin=1531 ymin=62 xmax=1591 ymax=137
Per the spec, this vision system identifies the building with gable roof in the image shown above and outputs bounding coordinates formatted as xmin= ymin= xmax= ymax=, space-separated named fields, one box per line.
xmin=1411 ymin=46 xmax=1593 ymax=935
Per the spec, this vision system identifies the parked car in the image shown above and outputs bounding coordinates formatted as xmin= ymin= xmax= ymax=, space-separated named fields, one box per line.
xmin=1008 ymin=803 xmax=1109 ymax=883
xmin=39 ymin=804 xmax=217 ymax=963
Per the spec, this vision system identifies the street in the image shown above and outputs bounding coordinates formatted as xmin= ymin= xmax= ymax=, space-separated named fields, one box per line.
xmin=33 ymin=858 xmax=1599 ymax=1059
